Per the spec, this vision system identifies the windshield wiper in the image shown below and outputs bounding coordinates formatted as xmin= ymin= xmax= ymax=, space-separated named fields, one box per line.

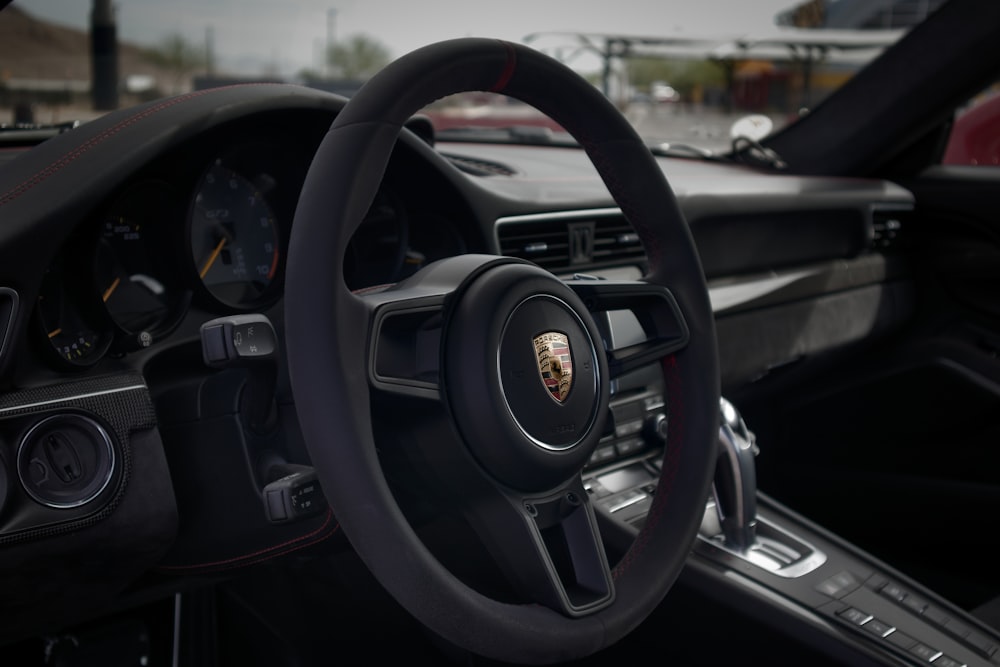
xmin=435 ymin=125 xmax=740 ymax=166
xmin=730 ymin=136 xmax=788 ymax=170
xmin=434 ymin=124 xmax=578 ymax=147
xmin=647 ymin=141 xmax=732 ymax=163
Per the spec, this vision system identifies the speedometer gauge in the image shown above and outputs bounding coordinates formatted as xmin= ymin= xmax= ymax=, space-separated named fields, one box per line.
xmin=190 ymin=161 xmax=281 ymax=309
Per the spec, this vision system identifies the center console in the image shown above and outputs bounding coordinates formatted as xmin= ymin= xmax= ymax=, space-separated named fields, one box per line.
xmin=583 ymin=391 xmax=1000 ymax=667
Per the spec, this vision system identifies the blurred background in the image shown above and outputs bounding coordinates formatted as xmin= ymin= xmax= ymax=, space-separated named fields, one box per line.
xmin=0 ymin=0 xmax=945 ymax=152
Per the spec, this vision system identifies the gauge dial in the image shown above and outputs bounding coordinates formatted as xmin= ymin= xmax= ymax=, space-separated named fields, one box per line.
xmin=94 ymin=181 xmax=189 ymax=349
xmin=95 ymin=216 xmax=171 ymax=340
xmin=190 ymin=162 xmax=281 ymax=309
xmin=37 ymin=260 xmax=112 ymax=368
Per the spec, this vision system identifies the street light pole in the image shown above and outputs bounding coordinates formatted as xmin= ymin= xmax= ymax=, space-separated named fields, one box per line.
xmin=90 ymin=0 xmax=119 ymax=110
xmin=326 ymin=8 xmax=337 ymax=77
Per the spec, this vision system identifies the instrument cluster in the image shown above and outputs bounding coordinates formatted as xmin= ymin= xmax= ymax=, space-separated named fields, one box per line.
xmin=32 ymin=124 xmax=424 ymax=371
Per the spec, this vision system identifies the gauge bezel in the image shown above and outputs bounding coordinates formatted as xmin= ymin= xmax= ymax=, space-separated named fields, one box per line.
xmin=35 ymin=240 xmax=115 ymax=371
xmin=92 ymin=180 xmax=192 ymax=353
xmin=186 ymin=151 xmax=288 ymax=312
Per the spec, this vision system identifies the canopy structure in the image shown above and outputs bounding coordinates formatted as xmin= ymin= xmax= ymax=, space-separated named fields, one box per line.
xmin=524 ymin=27 xmax=905 ymax=108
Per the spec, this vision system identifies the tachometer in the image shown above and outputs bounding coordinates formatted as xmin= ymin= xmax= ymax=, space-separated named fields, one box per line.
xmin=189 ymin=161 xmax=281 ymax=309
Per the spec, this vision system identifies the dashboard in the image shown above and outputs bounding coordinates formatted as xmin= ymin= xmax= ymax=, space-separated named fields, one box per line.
xmin=24 ymin=107 xmax=476 ymax=376
xmin=0 ymin=83 xmax=916 ymax=390
xmin=0 ymin=82 xmax=917 ymax=644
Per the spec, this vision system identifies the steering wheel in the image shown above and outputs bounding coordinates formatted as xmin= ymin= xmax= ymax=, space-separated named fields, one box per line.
xmin=285 ymin=38 xmax=720 ymax=664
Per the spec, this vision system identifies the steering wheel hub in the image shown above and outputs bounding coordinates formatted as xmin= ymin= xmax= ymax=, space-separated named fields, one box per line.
xmin=444 ymin=261 xmax=607 ymax=491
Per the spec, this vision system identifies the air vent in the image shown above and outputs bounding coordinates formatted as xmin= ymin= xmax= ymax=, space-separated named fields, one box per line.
xmin=871 ymin=205 xmax=910 ymax=251
xmin=497 ymin=210 xmax=647 ymax=273
xmin=442 ymin=153 xmax=517 ymax=177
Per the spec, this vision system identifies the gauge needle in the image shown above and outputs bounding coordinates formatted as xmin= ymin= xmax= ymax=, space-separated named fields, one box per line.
xmin=200 ymin=237 xmax=227 ymax=279
xmin=47 ymin=328 xmax=62 ymax=339
xmin=102 ymin=276 xmax=121 ymax=302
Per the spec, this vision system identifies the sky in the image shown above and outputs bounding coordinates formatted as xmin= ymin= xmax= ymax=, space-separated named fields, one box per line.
xmin=17 ymin=0 xmax=799 ymax=77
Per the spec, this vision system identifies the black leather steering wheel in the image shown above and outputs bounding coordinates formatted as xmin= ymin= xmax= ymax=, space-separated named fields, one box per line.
xmin=285 ymin=38 xmax=720 ymax=664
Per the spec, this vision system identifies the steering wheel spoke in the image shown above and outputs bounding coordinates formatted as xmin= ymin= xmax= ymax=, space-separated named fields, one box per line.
xmin=467 ymin=478 xmax=615 ymax=617
xmin=567 ymin=278 xmax=690 ymax=379
xmin=365 ymin=254 xmax=521 ymax=398
xmin=367 ymin=293 xmax=446 ymax=398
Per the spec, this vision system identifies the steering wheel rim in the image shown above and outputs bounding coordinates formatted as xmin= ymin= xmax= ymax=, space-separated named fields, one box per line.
xmin=285 ymin=38 xmax=720 ymax=663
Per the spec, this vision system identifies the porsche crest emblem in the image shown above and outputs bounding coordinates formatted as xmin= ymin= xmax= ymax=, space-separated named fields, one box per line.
xmin=533 ymin=332 xmax=573 ymax=403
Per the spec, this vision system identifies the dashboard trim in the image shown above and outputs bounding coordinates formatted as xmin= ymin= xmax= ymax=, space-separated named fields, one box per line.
xmin=0 ymin=384 xmax=148 ymax=416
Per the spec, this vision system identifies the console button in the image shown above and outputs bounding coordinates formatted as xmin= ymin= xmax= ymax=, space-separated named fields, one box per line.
xmin=837 ymin=607 xmax=873 ymax=626
xmin=816 ymin=571 xmax=861 ymax=599
xmin=902 ymin=595 xmax=928 ymax=615
xmin=862 ymin=619 xmax=895 ymax=638
xmin=881 ymin=582 xmax=909 ymax=603
xmin=589 ymin=445 xmax=617 ymax=465
xmin=643 ymin=394 xmax=665 ymax=411
xmin=614 ymin=419 xmax=643 ymax=437
xmin=932 ymin=656 xmax=966 ymax=667
xmin=615 ymin=437 xmax=645 ymax=457
xmin=908 ymin=643 xmax=942 ymax=662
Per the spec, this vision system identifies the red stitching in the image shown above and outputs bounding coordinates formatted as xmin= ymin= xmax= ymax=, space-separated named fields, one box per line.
xmin=0 ymin=83 xmax=288 ymax=209
xmin=166 ymin=529 xmax=340 ymax=575
xmin=0 ymin=91 xmax=211 ymax=208
xmin=157 ymin=508 xmax=338 ymax=571
xmin=351 ymin=283 xmax=395 ymax=295
xmin=490 ymin=41 xmax=517 ymax=93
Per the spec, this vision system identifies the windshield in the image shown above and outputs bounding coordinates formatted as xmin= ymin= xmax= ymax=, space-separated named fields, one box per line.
xmin=2 ymin=0 xmax=940 ymax=154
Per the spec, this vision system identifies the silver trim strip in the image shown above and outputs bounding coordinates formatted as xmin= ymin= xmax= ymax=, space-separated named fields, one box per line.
xmin=495 ymin=208 xmax=626 ymax=253
xmin=608 ymin=493 xmax=649 ymax=513
xmin=496 ymin=208 xmax=623 ymax=227
xmin=0 ymin=384 xmax=148 ymax=415
xmin=172 ymin=593 xmax=182 ymax=667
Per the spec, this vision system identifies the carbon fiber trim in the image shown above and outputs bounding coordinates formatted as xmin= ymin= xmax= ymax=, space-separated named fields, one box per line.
xmin=0 ymin=372 xmax=156 ymax=545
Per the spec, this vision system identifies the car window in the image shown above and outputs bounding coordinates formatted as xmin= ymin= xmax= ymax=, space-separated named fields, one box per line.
xmin=1 ymin=0 xmax=939 ymax=157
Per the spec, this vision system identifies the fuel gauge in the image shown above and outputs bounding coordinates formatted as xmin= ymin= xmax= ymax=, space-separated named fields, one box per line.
xmin=37 ymin=259 xmax=112 ymax=368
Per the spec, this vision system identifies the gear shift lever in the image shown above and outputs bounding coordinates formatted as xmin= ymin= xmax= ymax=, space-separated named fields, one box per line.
xmin=713 ymin=397 xmax=759 ymax=551
xmin=698 ymin=398 xmax=826 ymax=577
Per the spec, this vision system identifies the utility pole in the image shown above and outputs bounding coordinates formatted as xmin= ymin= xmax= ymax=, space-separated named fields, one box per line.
xmin=206 ymin=26 xmax=215 ymax=77
xmin=326 ymin=8 xmax=337 ymax=78
xmin=90 ymin=0 xmax=119 ymax=110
